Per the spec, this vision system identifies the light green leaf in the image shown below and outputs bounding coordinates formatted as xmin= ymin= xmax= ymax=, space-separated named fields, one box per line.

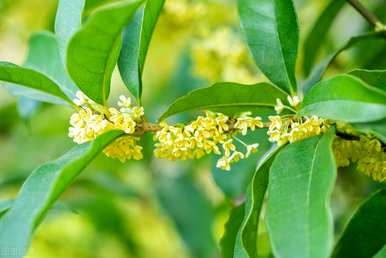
xmin=55 ymin=0 xmax=85 ymax=61
xmin=238 ymin=0 xmax=299 ymax=94
xmin=349 ymin=69 xmax=386 ymax=92
xmin=302 ymin=32 xmax=384 ymax=92
xmin=0 ymin=200 xmax=12 ymax=215
xmin=332 ymin=188 xmax=386 ymax=258
xmin=301 ymin=75 xmax=386 ymax=123
xmin=234 ymin=145 xmax=280 ymax=258
xmin=17 ymin=96 xmax=41 ymax=121
xmin=67 ymin=0 xmax=143 ymax=104
xmin=302 ymin=0 xmax=345 ymax=76
xmin=353 ymin=119 xmax=386 ymax=144
xmin=159 ymin=82 xmax=290 ymax=121
xmin=24 ymin=31 xmax=79 ymax=99
xmin=373 ymin=246 xmax=386 ymax=258
xmin=220 ymin=204 xmax=245 ymax=258
xmin=0 ymin=61 xmax=72 ymax=105
xmin=0 ymin=131 xmax=122 ymax=258
xmin=267 ymin=129 xmax=336 ymax=258
xmin=118 ymin=0 xmax=165 ymax=101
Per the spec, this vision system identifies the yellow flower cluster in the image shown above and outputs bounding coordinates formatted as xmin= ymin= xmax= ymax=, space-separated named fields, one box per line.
xmin=333 ymin=136 xmax=386 ymax=182
xmin=69 ymin=91 xmax=144 ymax=161
xmin=154 ymin=111 xmax=263 ymax=171
xmin=162 ymin=0 xmax=205 ymax=28
xmin=191 ymin=27 xmax=257 ymax=84
xmin=267 ymin=115 xmax=330 ymax=146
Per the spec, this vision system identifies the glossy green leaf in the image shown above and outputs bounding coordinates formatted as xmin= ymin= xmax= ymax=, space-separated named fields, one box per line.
xmin=55 ymin=0 xmax=85 ymax=61
xmin=24 ymin=31 xmax=78 ymax=99
xmin=353 ymin=119 xmax=386 ymax=144
xmin=0 ymin=131 xmax=122 ymax=258
xmin=301 ymin=75 xmax=386 ymax=123
xmin=267 ymin=129 xmax=336 ymax=258
xmin=302 ymin=32 xmax=384 ymax=92
xmin=0 ymin=61 xmax=72 ymax=104
xmin=159 ymin=82 xmax=289 ymax=121
xmin=332 ymin=188 xmax=386 ymax=258
xmin=220 ymin=204 xmax=245 ymax=258
xmin=302 ymin=0 xmax=345 ymax=76
xmin=349 ymin=69 xmax=386 ymax=92
xmin=67 ymin=0 xmax=143 ymax=104
xmin=118 ymin=0 xmax=165 ymax=101
xmin=156 ymin=172 xmax=216 ymax=258
xmin=238 ymin=0 xmax=299 ymax=94
xmin=234 ymin=145 xmax=280 ymax=258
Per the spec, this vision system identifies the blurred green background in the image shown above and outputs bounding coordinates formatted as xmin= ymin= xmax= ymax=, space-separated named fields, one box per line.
xmin=0 ymin=0 xmax=385 ymax=257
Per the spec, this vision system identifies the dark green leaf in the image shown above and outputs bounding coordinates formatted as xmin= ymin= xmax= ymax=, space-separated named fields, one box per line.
xmin=332 ymin=188 xmax=386 ymax=258
xmin=267 ymin=129 xmax=336 ymax=258
xmin=118 ymin=0 xmax=165 ymax=101
xmin=0 ymin=61 xmax=72 ymax=104
xmin=159 ymin=82 xmax=290 ymax=121
xmin=302 ymin=32 xmax=384 ymax=93
xmin=55 ymin=0 xmax=85 ymax=61
xmin=301 ymin=75 xmax=386 ymax=123
xmin=67 ymin=0 xmax=143 ymax=104
xmin=234 ymin=145 xmax=280 ymax=258
xmin=353 ymin=119 xmax=386 ymax=143
xmin=220 ymin=204 xmax=245 ymax=258
xmin=349 ymin=69 xmax=386 ymax=92
xmin=156 ymin=172 xmax=216 ymax=258
xmin=302 ymin=0 xmax=345 ymax=76
xmin=238 ymin=0 xmax=299 ymax=94
xmin=0 ymin=131 xmax=122 ymax=258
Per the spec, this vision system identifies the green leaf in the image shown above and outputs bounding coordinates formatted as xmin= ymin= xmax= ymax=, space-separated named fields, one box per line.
xmin=55 ymin=0 xmax=85 ymax=61
xmin=0 ymin=61 xmax=72 ymax=104
xmin=17 ymin=96 xmax=41 ymax=121
xmin=302 ymin=32 xmax=384 ymax=93
xmin=234 ymin=145 xmax=280 ymax=258
xmin=24 ymin=31 xmax=79 ymax=99
xmin=332 ymin=188 xmax=386 ymax=258
xmin=353 ymin=119 xmax=386 ymax=144
xmin=349 ymin=69 xmax=386 ymax=92
xmin=373 ymin=246 xmax=386 ymax=258
xmin=0 ymin=131 xmax=122 ymax=258
xmin=118 ymin=0 xmax=165 ymax=101
xmin=156 ymin=172 xmax=216 ymax=258
xmin=267 ymin=129 xmax=336 ymax=258
xmin=302 ymin=0 xmax=345 ymax=76
xmin=238 ymin=0 xmax=299 ymax=94
xmin=220 ymin=204 xmax=245 ymax=258
xmin=67 ymin=0 xmax=143 ymax=104
xmin=0 ymin=200 xmax=12 ymax=216
xmin=301 ymin=75 xmax=386 ymax=122
xmin=159 ymin=82 xmax=289 ymax=121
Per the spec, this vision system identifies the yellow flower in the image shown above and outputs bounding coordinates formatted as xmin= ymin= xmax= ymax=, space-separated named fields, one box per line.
xmin=246 ymin=143 xmax=259 ymax=158
xmin=104 ymin=136 xmax=143 ymax=162
xmin=333 ymin=136 xmax=385 ymax=183
xmin=274 ymin=98 xmax=284 ymax=114
xmin=287 ymin=95 xmax=302 ymax=107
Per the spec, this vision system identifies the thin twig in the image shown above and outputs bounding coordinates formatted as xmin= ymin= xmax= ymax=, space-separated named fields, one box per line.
xmin=346 ymin=0 xmax=386 ymax=37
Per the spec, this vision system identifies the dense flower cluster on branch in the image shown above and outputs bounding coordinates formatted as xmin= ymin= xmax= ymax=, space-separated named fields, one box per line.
xmin=154 ymin=111 xmax=263 ymax=170
xmin=68 ymin=92 xmax=385 ymax=177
